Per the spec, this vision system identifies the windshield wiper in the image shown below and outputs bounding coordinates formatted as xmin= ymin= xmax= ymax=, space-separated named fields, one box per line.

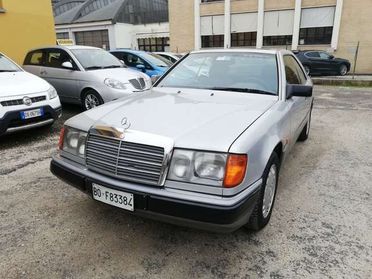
xmin=103 ymin=65 xmax=121 ymax=69
xmin=208 ymin=87 xmax=276 ymax=96
xmin=85 ymin=66 xmax=103 ymax=70
xmin=0 ymin=70 xmax=18 ymax=72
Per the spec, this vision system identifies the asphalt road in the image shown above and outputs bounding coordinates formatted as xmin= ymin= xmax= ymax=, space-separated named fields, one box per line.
xmin=0 ymin=86 xmax=371 ymax=279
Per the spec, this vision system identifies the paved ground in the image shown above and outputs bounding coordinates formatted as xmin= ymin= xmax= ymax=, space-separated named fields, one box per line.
xmin=0 ymin=86 xmax=371 ymax=279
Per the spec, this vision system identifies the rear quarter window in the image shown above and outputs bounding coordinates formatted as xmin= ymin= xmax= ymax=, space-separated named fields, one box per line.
xmin=24 ymin=51 xmax=45 ymax=66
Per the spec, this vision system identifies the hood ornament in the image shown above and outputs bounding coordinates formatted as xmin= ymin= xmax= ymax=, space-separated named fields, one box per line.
xmin=121 ymin=117 xmax=131 ymax=130
xmin=93 ymin=118 xmax=131 ymax=139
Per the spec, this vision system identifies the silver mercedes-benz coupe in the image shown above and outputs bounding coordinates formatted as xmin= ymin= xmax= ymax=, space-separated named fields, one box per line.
xmin=51 ymin=49 xmax=313 ymax=232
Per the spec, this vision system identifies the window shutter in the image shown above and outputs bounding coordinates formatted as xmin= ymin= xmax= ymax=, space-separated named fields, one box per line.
xmin=231 ymin=13 xmax=258 ymax=33
xmin=264 ymin=10 xmax=295 ymax=36
xmin=300 ymin=7 xmax=335 ymax=28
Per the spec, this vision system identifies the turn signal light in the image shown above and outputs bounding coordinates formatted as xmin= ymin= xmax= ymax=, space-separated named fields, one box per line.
xmin=58 ymin=127 xmax=65 ymax=150
xmin=223 ymin=154 xmax=248 ymax=188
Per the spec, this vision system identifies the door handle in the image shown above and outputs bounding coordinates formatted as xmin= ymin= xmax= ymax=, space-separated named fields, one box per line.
xmin=40 ymin=70 xmax=47 ymax=75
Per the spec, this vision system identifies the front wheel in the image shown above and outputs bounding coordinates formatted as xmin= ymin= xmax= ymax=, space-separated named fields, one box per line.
xmin=82 ymin=90 xmax=104 ymax=111
xmin=339 ymin=64 xmax=348 ymax=76
xmin=298 ymin=109 xmax=312 ymax=142
xmin=245 ymin=152 xmax=280 ymax=231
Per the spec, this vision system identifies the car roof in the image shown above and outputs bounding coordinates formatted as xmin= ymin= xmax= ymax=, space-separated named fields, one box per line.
xmin=191 ymin=48 xmax=291 ymax=55
xmin=27 ymin=45 xmax=101 ymax=52
xmin=111 ymin=49 xmax=145 ymax=55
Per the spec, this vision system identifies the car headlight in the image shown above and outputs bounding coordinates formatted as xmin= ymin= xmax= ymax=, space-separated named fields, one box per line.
xmin=48 ymin=86 xmax=58 ymax=100
xmin=104 ymin=78 xmax=128 ymax=90
xmin=59 ymin=126 xmax=87 ymax=158
xmin=168 ymin=149 xmax=247 ymax=187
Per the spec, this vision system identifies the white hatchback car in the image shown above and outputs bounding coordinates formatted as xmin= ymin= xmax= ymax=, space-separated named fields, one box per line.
xmin=0 ymin=52 xmax=61 ymax=137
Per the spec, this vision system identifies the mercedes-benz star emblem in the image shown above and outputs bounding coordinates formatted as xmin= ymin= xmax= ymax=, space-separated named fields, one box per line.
xmin=23 ymin=97 xmax=32 ymax=106
xmin=121 ymin=117 xmax=131 ymax=130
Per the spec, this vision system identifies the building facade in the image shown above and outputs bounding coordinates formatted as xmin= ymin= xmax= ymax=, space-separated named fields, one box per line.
xmin=169 ymin=0 xmax=372 ymax=73
xmin=54 ymin=0 xmax=170 ymax=51
xmin=0 ymin=0 xmax=56 ymax=64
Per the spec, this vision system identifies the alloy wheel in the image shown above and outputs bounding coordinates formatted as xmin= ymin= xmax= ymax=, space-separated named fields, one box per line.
xmin=262 ymin=165 xmax=277 ymax=218
xmin=85 ymin=93 xmax=100 ymax=110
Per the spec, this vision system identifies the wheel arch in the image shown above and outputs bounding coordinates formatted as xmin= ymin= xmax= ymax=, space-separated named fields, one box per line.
xmin=80 ymin=87 xmax=98 ymax=101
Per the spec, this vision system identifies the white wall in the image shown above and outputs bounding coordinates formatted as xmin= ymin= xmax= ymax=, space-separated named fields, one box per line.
xmin=114 ymin=22 xmax=170 ymax=50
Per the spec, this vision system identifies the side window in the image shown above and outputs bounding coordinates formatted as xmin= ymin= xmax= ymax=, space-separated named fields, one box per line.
xmin=24 ymin=50 xmax=45 ymax=66
xmin=319 ymin=52 xmax=330 ymax=60
xmin=284 ymin=55 xmax=307 ymax=85
xmin=124 ymin=53 xmax=151 ymax=69
xmin=45 ymin=49 xmax=74 ymax=69
xmin=305 ymin=51 xmax=320 ymax=58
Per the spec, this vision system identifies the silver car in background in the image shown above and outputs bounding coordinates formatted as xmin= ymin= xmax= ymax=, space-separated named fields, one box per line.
xmin=23 ymin=46 xmax=151 ymax=110
xmin=51 ymin=49 xmax=313 ymax=233
xmin=154 ymin=52 xmax=183 ymax=64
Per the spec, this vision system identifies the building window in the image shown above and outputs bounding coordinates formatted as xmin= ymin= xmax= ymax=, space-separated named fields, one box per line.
xmin=74 ymin=30 xmax=110 ymax=50
xmin=263 ymin=35 xmax=292 ymax=46
xmin=201 ymin=35 xmax=224 ymax=48
xmin=299 ymin=27 xmax=333 ymax=45
xmin=138 ymin=37 xmax=170 ymax=52
xmin=231 ymin=32 xmax=257 ymax=47
xmin=56 ymin=32 xmax=69 ymax=40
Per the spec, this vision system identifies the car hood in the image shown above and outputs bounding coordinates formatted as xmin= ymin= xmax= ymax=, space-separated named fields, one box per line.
xmin=87 ymin=67 xmax=149 ymax=82
xmin=0 ymin=71 xmax=50 ymax=98
xmin=67 ymin=87 xmax=278 ymax=152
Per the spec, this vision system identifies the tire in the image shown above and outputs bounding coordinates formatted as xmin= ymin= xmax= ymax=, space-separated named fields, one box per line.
xmin=82 ymin=89 xmax=104 ymax=111
xmin=298 ymin=109 xmax=312 ymax=142
xmin=339 ymin=64 xmax=348 ymax=76
xmin=304 ymin=65 xmax=311 ymax=76
xmin=246 ymin=152 xmax=280 ymax=231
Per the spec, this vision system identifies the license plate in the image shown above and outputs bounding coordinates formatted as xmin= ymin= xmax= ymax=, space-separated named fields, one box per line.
xmin=92 ymin=183 xmax=134 ymax=211
xmin=20 ymin=108 xmax=44 ymax=119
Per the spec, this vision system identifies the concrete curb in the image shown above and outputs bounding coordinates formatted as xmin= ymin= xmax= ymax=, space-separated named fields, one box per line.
xmin=312 ymin=78 xmax=372 ymax=87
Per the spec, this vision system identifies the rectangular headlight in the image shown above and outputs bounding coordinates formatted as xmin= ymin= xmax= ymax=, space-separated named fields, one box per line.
xmin=62 ymin=127 xmax=87 ymax=158
xmin=167 ymin=149 xmax=228 ymax=186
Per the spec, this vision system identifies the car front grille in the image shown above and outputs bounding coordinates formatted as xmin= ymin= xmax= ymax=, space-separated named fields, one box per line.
xmin=129 ymin=78 xmax=146 ymax=90
xmin=85 ymin=134 xmax=165 ymax=186
xmin=1 ymin=96 xmax=47 ymax=107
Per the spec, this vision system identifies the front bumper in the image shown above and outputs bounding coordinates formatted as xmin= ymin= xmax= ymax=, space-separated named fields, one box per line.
xmin=0 ymin=105 xmax=62 ymax=136
xmin=50 ymin=156 xmax=261 ymax=233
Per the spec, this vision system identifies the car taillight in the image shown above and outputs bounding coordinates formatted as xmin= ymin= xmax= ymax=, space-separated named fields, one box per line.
xmin=223 ymin=154 xmax=248 ymax=188
xmin=58 ymin=127 xmax=65 ymax=150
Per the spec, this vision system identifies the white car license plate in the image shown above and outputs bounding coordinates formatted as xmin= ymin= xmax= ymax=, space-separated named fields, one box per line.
xmin=92 ymin=183 xmax=134 ymax=211
xmin=20 ymin=108 xmax=43 ymax=119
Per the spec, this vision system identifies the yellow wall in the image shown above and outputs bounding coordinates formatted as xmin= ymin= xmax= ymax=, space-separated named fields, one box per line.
xmin=0 ymin=0 xmax=56 ymax=64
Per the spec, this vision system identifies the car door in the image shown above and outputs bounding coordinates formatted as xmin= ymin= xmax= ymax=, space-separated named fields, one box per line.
xmin=283 ymin=55 xmax=311 ymax=141
xmin=42 ymin=48 xmax=79 ymax=102
xmin=319 ymin=51 xmax=338 ymax=74
xmin=304 ymin=51 xmax=325 ymax=74
xmin=121 ymin=52 xmax=154 ymax=76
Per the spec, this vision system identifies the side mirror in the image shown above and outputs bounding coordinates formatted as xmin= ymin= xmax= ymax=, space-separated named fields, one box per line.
xmin=136 ymin=64 xmax=146 ymax=72
xmin=329 ymin=55 xmax=335 ymax=59
xmin=61 ymin=61 xmax=73 ymax=70
xmin=119 ymin=60 xmax=125 ymax=65
xmin=286 ymin=84 xmax=313 ymax=99
xmin=151 ymin=75 xmax=160 ymax=84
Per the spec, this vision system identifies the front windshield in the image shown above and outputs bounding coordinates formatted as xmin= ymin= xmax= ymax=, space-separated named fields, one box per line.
xmin=142 ymin=52 xmax=171 ymax=67
xmin=157 ymin=52 xmax=278 ymax=95
xmin=0 ymin=54 xmax=22 ymax=72
xmin=71 ymin=49 xmax=122 ymax=70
